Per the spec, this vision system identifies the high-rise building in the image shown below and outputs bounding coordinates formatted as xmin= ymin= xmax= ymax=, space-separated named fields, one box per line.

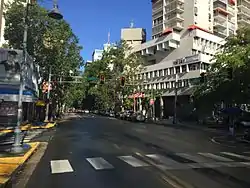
xmin=152 ymin=0 xmax=238 ymax=39
xmin=133 ymin=0 xmax=246 ymax=118
xmin=237 ymin=0 xmax=250 ymax=27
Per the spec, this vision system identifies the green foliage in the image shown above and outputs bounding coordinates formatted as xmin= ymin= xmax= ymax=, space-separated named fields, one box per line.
xmin=194 ymin=26 xmax=250 ymax=111
xmin=4 ymin=0 xmax=84 ymax=107
xmin=83 ymin=40 xmax=144 ymax=110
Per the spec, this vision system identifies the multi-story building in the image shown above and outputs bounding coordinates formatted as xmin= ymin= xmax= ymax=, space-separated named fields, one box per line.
xmin=237 ymin=0 xmax=250 ymax=27
xmin=121 ymin=27 xmax=146 ymax=49
xmin=92 ymin=49 xmax=104 ymax=62
xmin=0 ymin=48 xmax=39 ymax=126
xmin=133 ymin=0 xmax=241 ymax=118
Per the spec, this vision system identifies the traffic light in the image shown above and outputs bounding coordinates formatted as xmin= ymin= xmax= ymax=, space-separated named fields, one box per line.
xmin=200 ymin=72 xmax=206 ymax=83
xmin=121 ymin=76 xmax=125 ymax=87
xmin=227 ymin=67 xmax=233 ymax=80
xmin=100 ymin=74 xmax=105 ymax=84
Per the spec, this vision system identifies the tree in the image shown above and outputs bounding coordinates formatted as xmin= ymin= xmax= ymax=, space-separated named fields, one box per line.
xmin=194 ymin=26 xmax=250 ymax=112
xmin=83 ymin=40 xmax=144 ymax=110
xmin=4 ymin=0 xmax=83 ymax=112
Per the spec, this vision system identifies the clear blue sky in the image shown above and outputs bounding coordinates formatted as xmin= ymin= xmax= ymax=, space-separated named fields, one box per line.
xmin=46 ymin=0 xmax=152 ymax=62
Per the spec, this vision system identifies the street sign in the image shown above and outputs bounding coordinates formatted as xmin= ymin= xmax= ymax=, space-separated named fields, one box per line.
xmin=87 ymin=77 xmax=98 ymax=81
xmin=150 ymin=99 xmax=154 ymax=105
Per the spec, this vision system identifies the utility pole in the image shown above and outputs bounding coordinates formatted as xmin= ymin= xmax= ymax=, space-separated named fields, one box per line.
xmin=173 ymin=74 xmax=178 ymax=124
xmin=45 ymin=66 xmax=52 ymax=122
xmin=12 ymin=0 xmax=29 ymax=153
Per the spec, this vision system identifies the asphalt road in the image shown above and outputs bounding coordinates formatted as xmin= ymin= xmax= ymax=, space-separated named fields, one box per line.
xmin=24 ymin=114 xmax=250 ymax=188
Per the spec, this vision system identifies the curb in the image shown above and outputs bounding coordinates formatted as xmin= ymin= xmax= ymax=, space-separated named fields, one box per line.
xmin=0 ymin=142 xmax=40 ymax=188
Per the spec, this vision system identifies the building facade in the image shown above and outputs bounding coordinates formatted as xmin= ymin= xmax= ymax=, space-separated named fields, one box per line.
xmin=0 ymin=48 xmax=39 ymax=126
xmin=237 ymin=0 xmax=250 ymax=27
xmin=132 ymin=0 xmax=250 ymax=118
xmin=92 ymin=49 xmax=104 ymax=62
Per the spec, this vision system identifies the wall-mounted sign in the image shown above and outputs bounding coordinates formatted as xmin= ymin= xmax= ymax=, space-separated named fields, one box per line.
xmin=173 ymin=55 xmax=199 ymax=66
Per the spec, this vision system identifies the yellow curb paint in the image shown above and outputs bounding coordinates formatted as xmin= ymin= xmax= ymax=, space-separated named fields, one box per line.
xmin=0 ymin=176 xmax=9 ymax=184
xmin=0 ymin=142 xmax=40 ymax=184
xmin=0 ymin=142 xmax=40 ymax=164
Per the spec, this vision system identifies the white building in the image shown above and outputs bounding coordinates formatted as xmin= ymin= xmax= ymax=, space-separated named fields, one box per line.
xmin=92 ymin=49 xmax=104 ymax=62
xmin=0 ymin=0 xmax=14 ymax=46
xmin=131 ymin=0 xmax=250 ymax=117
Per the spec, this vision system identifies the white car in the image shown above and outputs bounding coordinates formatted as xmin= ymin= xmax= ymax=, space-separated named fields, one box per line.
xmin=84 ymin=110 xmax=90 ymax=114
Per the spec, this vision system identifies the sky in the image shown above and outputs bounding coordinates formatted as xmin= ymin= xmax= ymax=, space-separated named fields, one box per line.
xmin=44 ymin=0 xmax=152 ymax=62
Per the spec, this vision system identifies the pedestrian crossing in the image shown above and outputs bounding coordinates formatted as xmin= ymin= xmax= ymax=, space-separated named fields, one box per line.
xmin=50 ymin=151 xmax=250 ymax=174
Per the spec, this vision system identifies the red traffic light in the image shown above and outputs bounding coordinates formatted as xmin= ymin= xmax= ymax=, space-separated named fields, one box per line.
xmin=100 ymin=74 xmax=105 ymax=84
xmin=121 ymin=76 xmax=125 ymax=86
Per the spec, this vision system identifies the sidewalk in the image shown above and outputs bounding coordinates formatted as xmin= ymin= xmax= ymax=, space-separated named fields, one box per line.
xmin=0 ymin=142 xmax=40 ymax=187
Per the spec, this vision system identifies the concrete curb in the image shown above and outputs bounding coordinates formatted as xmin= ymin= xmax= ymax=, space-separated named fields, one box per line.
xmin=0 ymin=142 xmax=40 ymax=187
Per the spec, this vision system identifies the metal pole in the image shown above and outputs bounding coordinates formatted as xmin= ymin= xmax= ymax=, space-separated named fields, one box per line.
xmin=45 ymin=66 xmax=52 ymax=122
xmin=173 ymin=74 xmax=178 ymax=124
xmin=12 ymin=0 xmax=29 ymax=153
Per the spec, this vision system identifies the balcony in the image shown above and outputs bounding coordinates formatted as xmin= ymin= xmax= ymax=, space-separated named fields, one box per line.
xmin=152 ymin=5 xmax=163 ymax=14
xmin=214 ymin=29 xmax=227 ymax=38
xmin=167 ymin=0 xmax=184 ymax=5
xmin=213 ymin=0 xmax=227 ymax=4
xmin=165 ymin=4 xmax=184 ymax=14
xmin=136 ymin=32 xmax=180 ymax=56
xmin=238 ymin=18 xmax=250 ymax=26
xmin=214 ymin=13 xmax=227 ymax=22
xmin=213 ymin=21 xmax=227 ymax=29
xmin=165 ymin=14 xmax=184 ymax=22
xmin=238 ymin=8 xmax=250 ymax=19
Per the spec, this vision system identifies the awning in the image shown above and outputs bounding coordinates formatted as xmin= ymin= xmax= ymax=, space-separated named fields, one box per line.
xmin=162 ymin=28 xmax=173 ymax=35
xmin=0 ymin=88 xmax=37 ymax=102
xmin=162 ymin=87 xmax=195 ymax=97
xmin=187 ymin=25 xmax=212 ymax=34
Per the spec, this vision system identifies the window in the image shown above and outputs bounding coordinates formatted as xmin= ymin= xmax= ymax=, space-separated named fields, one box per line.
xmin=194 ymin=7 xmax=198 ymax=16
xmin=169 ymin=67 xmax=174 ymax=75
xmin=182 ymin=65 xmax=187 ymax=72
xmin=175 ymin=66 xmax=180 ymax=73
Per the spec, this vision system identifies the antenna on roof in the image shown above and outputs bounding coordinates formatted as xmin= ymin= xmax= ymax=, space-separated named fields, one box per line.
xmin=107 ymin=30 xmax=110 ymax=44
xmin=130 ymin=19 xmax=134 ymax=28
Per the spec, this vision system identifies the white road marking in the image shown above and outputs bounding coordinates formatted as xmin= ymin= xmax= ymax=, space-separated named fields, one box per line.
xmin=176 ymin=153 xmax=214 ymax=163
xmin=50 ymin=160 xmax=74 ymax=174
xmin=146 ymin=154 xmax=190 ymax=170
xmin=146 ymin=154 xmax=180 ymax=165
xmin=221 ymin=152 xmax=250 ymax=160
xmin=86 ymin=157 xmax=114 ymax=170
xmin=118 ymin=156 xmax=149 ymax=167
xmin=198 ymin=153 xmax=234 ymax=162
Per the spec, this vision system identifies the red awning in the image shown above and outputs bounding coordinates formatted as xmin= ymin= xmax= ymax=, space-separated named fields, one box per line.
xmin=215 ymin=7 xmax=229 ymax=16
xmin=229 ymin=0 xmax=235 ymax=5
xmin=162 ymin=28 xmax=173 ymax=35
xmin=187 ymin=25 xmax=212 ymax=34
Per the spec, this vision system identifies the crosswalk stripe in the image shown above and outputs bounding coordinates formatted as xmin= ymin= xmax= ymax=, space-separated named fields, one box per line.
xmin=176 ymin=153 xmax=213 ymax=163
xmin=50 ymin=160 xmax=74 ymax=174
xmin=145 ymin=154 xmax=191 ymax=170
xmin=86 ymin=157 xmax=114 ymax=170
xmin=221 ymin=152 xmax=250 ymax=160
xmin=146 ymin=154 xmax=180 ymax=165
xmin=198 ymin=153 xmax=234 ymax=162
xmin=118 ymin=156 xmax=149 ymax=167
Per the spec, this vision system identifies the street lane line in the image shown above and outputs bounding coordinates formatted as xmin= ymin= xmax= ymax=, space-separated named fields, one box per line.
xmin=198 ymin=153 xmax=234 ymax=162
xmin=176 ymin=153 xmax=214 ymax=163
xmin=86 ymin=157 xmax=114 ymax=170
xmin=50 ymin=160 xmax=74 ymax=174
xmin=221 ymin=152 xmax=250 ymax=160
xmin=118 ymin=156 xmax=149 ymax=167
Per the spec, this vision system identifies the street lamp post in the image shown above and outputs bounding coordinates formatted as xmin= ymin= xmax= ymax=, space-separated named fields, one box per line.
xmin=11 ymin=0 xmax=63 ymax=153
